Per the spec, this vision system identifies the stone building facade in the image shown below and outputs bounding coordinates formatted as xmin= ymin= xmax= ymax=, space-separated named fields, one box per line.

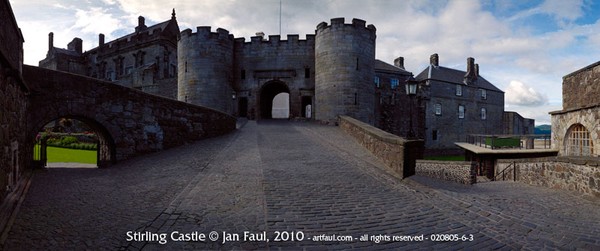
xmin=39 ymin=14 xmax=532 ymax=154
xmin=374 ymin=58 xmax=424 ymax=139
xmin=550 ymin=61 xmax=600 ymax=157
xmin=415 ymin=54 xmax=508 ymax=155
xmin=503 ymin=111 xmax=534 ymax=135
xmin=179 ymin=18 xmax=382 ymax=125
xmin=40 ymin=11 xmax=180 ymax=99
xmin=0 ymin=0 xmax=29 ymax=212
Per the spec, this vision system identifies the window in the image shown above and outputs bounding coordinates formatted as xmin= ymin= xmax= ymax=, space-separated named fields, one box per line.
xmin=170 ymin=64 xmax=177 ymax=77
xmin=106 ymin=70 xmax=115 ymax=81
xmin=125 ymin=66 xmax=133 ymax=75
xmin=354 ymin=93 xmax=358 ymax=105
xmin=458 ymin=105 xmax=465 ymax=119
xmin=241 ymin=69 xmax=246 ymax=79
xmin=391 ymin=78 xmax=399 ymax=89
xmin=305 ymin=68 xmax=310 ymax=78
xmin=432 ymin=130 xmax=438 ymax=141
xmin=374 ymin=76 xmax=380 ymax=88
xmin=566 ymin=124 xmax=594 ymax=156
xmin=456 ymin=85 xmax=462 ymax=96
xmin=480 ymin=107 xmax=486 ymax=120
xmin=434 ymin=103 xmax=442 ymax=115
xmin=480 ymin=89 xmax=487 ymax=99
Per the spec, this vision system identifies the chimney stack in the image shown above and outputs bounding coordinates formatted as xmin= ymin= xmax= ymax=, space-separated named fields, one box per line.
xmin=67 ymin=38 xmax=83 ymax=54
xmin=475 ymin=63 xmax=479 ymax=76
xmin=394 ymin=56 xmax=405 ymax=69
xmin=430 ymin=53 xmax=439 ymax=67
xmin=136 ymin=16 xmax=147 ymax=32
xmin=48 ymin=32 xmax=54 ymax=50
xmin=99 ymin=33 xmax=105 ymax=47
xmin=464 ymin=57 xmax=477 ymax=84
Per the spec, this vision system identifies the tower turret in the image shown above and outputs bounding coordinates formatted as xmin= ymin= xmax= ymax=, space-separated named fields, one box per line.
xmin=315 ymin=18 xmax=376 ymax=124
xmin=178 ymin=26 xmax=235 ymax=114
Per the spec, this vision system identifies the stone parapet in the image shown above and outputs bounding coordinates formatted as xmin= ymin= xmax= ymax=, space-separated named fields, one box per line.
xmin=24 ymin=65 xmax=236 ymax=165
xmin=339 ymin=115 xmax=423 ymax=179
xmin=498 ymin=157 xmax=600 ymax=198
xmin=415 ymin=160 xmax=476 ymax=185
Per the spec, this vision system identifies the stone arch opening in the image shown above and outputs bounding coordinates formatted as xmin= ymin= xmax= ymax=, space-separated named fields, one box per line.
xmin=272 ymin=93 xmax=290 ymax=118
xmin=564 ymin=123 xmax=594 ymax=156
xmin=259 ymin=81 xmax=290 ymax=119
xmin=31 ymin=116 xmax=116 ymax=168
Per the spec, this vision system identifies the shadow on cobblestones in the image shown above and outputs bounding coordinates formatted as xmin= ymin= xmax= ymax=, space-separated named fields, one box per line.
xmin=4 ymin=120 xmax=600 ymax=250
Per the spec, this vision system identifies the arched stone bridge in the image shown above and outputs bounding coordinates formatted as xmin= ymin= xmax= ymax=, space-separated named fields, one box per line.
xmin=23 ymin=65 xmax=236 ymax=167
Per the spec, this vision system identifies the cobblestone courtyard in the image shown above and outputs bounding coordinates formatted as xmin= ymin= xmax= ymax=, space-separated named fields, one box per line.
xmin=3 ymin=121 xmax=600 ymax=250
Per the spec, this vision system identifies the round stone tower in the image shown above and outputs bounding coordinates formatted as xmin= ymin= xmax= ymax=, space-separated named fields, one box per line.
xmin=315 ymin=18 xmax=376 ymax=124
xmin=178 ymin=27 xmax=234 ymax=114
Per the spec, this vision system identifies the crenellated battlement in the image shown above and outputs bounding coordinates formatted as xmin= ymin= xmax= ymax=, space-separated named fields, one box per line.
xmin=180 ymin=26 xmax=234 ymax=41
xmin=316 ymin=17 xmax=376 ymax=34
xmin=233 ymin=33 xmax=316 ymax=47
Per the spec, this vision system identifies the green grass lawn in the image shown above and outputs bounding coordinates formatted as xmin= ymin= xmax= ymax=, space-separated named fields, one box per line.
xmin=424 ymin=155 xmax=466 ymax=161
xmin=46 ymin=146 xmax=97 ymax=164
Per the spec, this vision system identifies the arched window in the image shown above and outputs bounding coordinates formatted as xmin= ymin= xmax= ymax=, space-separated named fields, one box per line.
xmin=566 ymin=124 xmax=593 ymax=156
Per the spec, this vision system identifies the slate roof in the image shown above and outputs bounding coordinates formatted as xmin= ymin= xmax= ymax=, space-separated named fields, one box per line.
xmin=374 ymin=59 xmax=412 ymax=75
xmin=104 ymin=19 xmax=172 ymax=48
xmin=415 ymin=65 xmax=503 ymax=92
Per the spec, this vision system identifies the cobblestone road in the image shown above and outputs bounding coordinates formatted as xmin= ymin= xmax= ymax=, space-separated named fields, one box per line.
xmin=3 ymin=121 xmax=600 ymax=250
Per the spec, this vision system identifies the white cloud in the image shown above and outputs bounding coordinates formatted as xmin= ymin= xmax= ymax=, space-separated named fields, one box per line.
xmin=15 ymin=0 xmax=600 ymax=124
xmin=72 ymin=7 xmax=123 ymax=35
xmin=539 ymin=0 xmax=584 ymax=23
xmin=505 ymin=80 xmax=548 ymax=106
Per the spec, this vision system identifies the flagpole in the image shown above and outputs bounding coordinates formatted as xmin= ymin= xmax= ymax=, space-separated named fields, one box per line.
xmin=279 ymin=0 xmax=282 ymax=35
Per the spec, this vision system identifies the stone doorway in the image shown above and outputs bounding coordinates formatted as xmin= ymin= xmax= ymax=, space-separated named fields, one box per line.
xmin=301 ymin=96 xmax=312 ymax=118
xmin=238 ymin=97 xmax=248 ymax=117
xmin=259 ymin=81 xmax=290 ymax=119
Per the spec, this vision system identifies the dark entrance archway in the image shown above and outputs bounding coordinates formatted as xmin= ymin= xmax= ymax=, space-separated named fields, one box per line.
xmin=31 ymin=116 xmax=116 ymax=168
xmin=238 ymin=97 xmax=248 ymax=117
xmin=259 ymin=81 xmax=290 ymax=119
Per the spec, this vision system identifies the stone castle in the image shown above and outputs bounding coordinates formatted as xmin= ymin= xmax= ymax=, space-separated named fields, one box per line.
xmin=40 ymin=11 xmax=534 ymax=153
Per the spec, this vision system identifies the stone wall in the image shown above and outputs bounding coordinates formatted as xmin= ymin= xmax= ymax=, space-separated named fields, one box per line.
xmin=233 ymin=34 xmax=316 ymax=119
xmin=339 ymin=115 xmax=423 ymax=179
xmin=497 ymin=157 xmax=600 ymax=198
xmin=315 ymin=18 xmax=376 ymax=125
xmin=24 ymin=65 xmax=236 ymax=165
xmin=0 ymin=0 xmax=29 ymax=231
xmin=562 ymin=61 xmax=600 ymax=111
xmin=550 ymin=106 xmax=599 ymax=157
xmin=415 ymin=160 xmax=476 ymax=185
xmin=178 ymin=27 xmax=234 ymax=114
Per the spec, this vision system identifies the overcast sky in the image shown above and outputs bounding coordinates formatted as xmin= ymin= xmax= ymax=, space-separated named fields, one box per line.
xmin=11 ymin=0 xmax=600 ymax=125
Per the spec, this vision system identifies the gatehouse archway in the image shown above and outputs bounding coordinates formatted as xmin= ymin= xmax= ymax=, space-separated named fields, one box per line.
xmin=259 ymin=81 xmax=290 ymax=119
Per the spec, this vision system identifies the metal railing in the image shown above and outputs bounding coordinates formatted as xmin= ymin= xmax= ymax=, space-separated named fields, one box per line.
xmin=494 ymin=161 xmax=516 ymax=181
xmin=466 ymin=134 xmax=551 ymax=150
